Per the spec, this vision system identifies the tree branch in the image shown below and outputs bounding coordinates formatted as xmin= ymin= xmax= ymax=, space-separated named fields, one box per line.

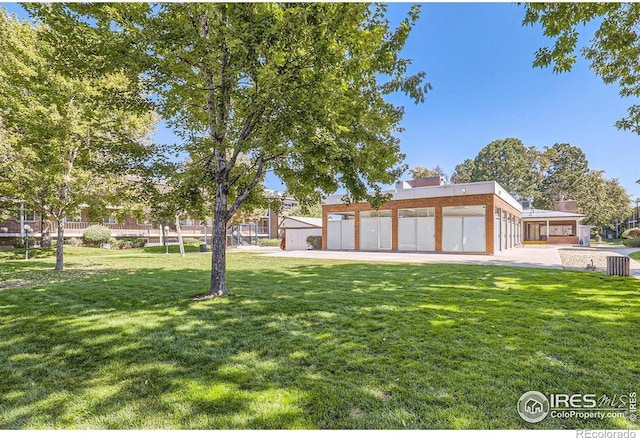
xmin=225 ymin=155 xmax=265 ymax=221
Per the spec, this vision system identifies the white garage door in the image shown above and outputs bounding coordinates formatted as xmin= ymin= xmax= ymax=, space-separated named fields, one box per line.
xmin=360 ymin=210 xmax=392 ymax=251
xmin=285 ymin=229 xmax=322 ymax=251
xmin=398 ymin=208 xmax=435 ymax=251
xmin=327 ymin=213 xmax=355 ymax=250
xmin=442 ymin=205 xmax=486 ymax=253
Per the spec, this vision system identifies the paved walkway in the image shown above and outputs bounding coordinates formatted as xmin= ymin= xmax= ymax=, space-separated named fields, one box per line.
xmin=259 ymin=245 xmax=640 ymax=279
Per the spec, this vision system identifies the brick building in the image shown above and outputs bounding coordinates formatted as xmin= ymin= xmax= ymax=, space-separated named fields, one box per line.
xmin=322 ymin=179 xmax=523 ymax=255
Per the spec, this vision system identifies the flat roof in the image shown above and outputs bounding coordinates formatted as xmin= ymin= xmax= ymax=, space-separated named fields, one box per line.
xmin=323 ymin=181 xmax=522 ymax=212
xmin=521 ymin=208 xmax=586 ymax=220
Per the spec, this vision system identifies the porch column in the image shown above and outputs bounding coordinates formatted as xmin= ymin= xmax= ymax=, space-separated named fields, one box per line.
xmin=546 ymin=220 xmax=549 ymax=240
xmin=576 ymin=219 xmax=580 ymax=243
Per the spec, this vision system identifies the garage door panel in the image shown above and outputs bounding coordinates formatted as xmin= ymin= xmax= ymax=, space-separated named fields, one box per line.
xmin=416 ymin=217 xmax=435 ymax=251
xmin=463 ymin=216 xmax=486 ymax=252
xmin=379 ymin=217 xmax=392 ymax=250
xmin=341 ymin=220 xmax=355 ymax=250
xmin=442 ymin=216 xmax=463 ymax=252
xmin=327 ymin=221 xmax=341 ymax=250
xmin=398 ymin=218 xmax=416 ymax=251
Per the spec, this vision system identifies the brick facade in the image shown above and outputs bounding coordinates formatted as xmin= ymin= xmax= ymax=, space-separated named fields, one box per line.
xmin=322 ymin=193 xmax=522 ymax=255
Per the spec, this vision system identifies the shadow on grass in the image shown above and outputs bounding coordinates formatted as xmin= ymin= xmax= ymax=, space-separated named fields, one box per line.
xmin=0 ymin=258 xmax=638 ymax=429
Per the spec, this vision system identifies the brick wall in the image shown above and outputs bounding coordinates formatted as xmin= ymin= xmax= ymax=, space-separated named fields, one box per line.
xmin=322 ymin=193 xmax=522 ymax=254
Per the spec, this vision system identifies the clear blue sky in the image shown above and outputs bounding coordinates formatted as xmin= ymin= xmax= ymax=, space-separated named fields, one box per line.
xmin=4 ymin=2 xmax=639 ymax=200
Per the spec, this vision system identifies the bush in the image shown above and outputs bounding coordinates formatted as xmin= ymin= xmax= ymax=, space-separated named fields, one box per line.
xmin=623 ymin=237 xmax=640 ymax=248
xmin=67 ymin=237 xmax=83 ymax=247
xmin=258 ymin=238 xmax=281 ymax=247
xmin=83 ymin=225 xmax=111 ymax=246
xmin=183 ymin=238 xmax=201 ymax=246
xmin=306 ymin=235 xmax=322 ymax=250
xmin=622 ymin=227 xmax=640 ymax=239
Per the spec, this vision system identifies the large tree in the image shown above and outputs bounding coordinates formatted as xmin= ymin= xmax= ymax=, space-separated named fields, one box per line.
xmin=536 ymin=143 xmax=590 ymax=209
xmin=523 ymin=3 xmax=640 ymax=134
xmin=469 ymin=138 xmax=541 ymax=201
xmin=0 ymin=10 xmax=154 ymax=270
xmin=577 ymin=170 xmax=632 ymax=231
xmin=27 ymin=3 xmax=430 ymax=296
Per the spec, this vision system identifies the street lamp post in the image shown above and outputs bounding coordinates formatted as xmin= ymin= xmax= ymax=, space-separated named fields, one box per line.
xmin=23 ymin=224 xmax=31 ymax=260
xmin=164 ymin=225 xmax=170 ymax=254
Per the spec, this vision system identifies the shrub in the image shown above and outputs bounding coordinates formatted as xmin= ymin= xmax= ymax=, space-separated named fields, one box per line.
xmin=67 ymin=237 xmax=83 ymax=247
xmin=258 ymin=238 xmax=281 ymax=247
xmin=83 ymin=225 xmax=111 ymax=246
xmin=306 ymin=235 xmax=322 ymax=250
xmin=622 ymin=227 xmax=640 ymax=239
xmin=183 ymin=238 xmax=201 ymax=246
xmin=623 ymin=237 xmax=640 ymax=248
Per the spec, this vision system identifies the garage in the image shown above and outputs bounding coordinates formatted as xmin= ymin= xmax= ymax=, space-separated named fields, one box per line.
xmin=442 ymin=205 xmax=486 ymax=252
xmin=398 ymin=207 xmax=435 ymax=251
xmin=360 ymin=210 xmax=392 ymax=250
xmin=280 ymin=216 xmax=322 ymax=251
xmin=327 ymin=213 xmax=355 ymax=250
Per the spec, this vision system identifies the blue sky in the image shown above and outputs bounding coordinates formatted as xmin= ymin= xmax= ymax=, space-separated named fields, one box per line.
xmin=4 ymin=3 xmax=639 ymax=200
xmin=384 ymin=3 xmax=638 ymax=200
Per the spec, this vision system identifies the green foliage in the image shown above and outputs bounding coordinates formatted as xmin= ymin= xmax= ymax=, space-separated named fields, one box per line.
xmin=622 ymin=228 xmax=640 ymax=239
xmin=183 ymin=238 xmax=201 ymax=246
xmin=0 ymin=9 xmax=155 ymax=270
xmin=623 ymin=238 xmax=640 ymax=248
xmin=576 ymin=170 xmax=632 ymax=230
xmin=523 ymin=3 xmax=640 ymax=134
xmin=82 ymin=225 xmax=112 ymax=245
xmin=450 ymin=159 xmax=476 ymax=184
xmin=67 ymin=237 xmax=83 ymax=247
xmin=453 ymin=138 xmax=541 ymax=200
xmin=409 ymin=165 xmax=448 ymax=182
xmin=536 ymin=143 xmax=589 ymax=209
xmin=451 ymin=138 xmax=632 ymax=229
xmin=306 ymin=235 xmax=322 ymax=250
xmin=258 ymin=238 xmax=281 ymax=247
xmin=24 ymin=2 xmax=430 ymax=292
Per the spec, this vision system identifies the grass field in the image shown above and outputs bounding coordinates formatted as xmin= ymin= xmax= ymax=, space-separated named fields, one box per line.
xmin=631 ymin=251 xmax=640 ymax=262
xmin=1 ymin=247 xmax=639 ymax=429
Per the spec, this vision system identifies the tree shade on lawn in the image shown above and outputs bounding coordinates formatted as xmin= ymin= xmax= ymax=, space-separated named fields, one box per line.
xmin=0 ymin=247 xmax=638 ymax=429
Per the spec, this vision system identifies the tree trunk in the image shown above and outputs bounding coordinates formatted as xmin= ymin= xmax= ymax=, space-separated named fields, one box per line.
xmin=55 ymin=218 xmax=64 ymax=271
xmin=209 ymin=189 xmax=229 ymax=296
xmin=175 ymin=213 xmax=185 ymax=257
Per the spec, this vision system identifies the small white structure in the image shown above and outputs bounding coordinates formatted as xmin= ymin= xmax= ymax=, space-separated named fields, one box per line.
xmin=280 ymin=216 xmax=322 ymax=251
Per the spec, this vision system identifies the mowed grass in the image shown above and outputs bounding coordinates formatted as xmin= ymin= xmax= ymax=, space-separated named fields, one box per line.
xmin=631 ymin=251 xmax=640 ymax=262
xmin=0 ymin=247 xmax=639 ymax=429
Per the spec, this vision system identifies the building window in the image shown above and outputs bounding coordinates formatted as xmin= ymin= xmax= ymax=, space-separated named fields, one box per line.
xmin=22 ymin=211 xmax=36 ymax=222
xmin=103 ymin=216 xmax=117 ymax=224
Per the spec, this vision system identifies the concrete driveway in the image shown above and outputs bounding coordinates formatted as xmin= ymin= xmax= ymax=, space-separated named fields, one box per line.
xmin=261 ymin=245 xmax=640 ymax=279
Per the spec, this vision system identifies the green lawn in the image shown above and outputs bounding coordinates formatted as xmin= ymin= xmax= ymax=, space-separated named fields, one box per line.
xmin=631 ymin=251 xmax=640 ymax=262
xmin=0 ymin=247 xmax=638 ymax=429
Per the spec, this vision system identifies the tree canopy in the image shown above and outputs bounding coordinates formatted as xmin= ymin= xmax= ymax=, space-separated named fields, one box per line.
xmin=450 ymin=137 xmax=632 ymax=230
xmin=25 ymin=3 xmax=430 ymax=295
xmin=0 ymin=8 xmax=155 ymax=270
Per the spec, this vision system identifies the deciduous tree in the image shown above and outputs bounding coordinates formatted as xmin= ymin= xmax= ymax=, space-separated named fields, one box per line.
xmin=27 ymin=3 xmax=430 ymax=296
xmin=0 ymin=10 xmax=154 ymax=270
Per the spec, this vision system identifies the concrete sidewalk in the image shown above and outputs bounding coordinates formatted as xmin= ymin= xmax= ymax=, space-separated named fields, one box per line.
xmin=261 ymin=245 xmax=640 ymax=278
xmin=261 ymin=246 xmax=565 ymax=270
